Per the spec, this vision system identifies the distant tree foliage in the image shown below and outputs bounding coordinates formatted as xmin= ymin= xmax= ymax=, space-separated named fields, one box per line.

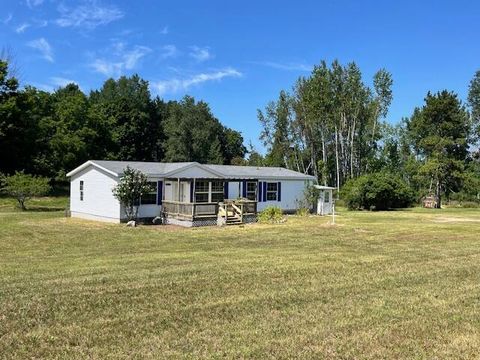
xmin=1 ymin=171 xmax=51 ymax=210
xmin=468 ymin=70 xmax=480 ymax=140
xmin=162 ymin=96 xmax=245 ymax=164
xmin=341 ymin=172 xmax=415 ymax=210
xmin=260 ymin=60 xmax=480 ymax=207
xmin=258 ymin=60 xmax=393 ymax=188
xmin=407 ymin=91 xmax=470 ymax=208
xmin=2 ymin=55 xmax=480 ymax=207
xmin=0 ymin=60 xmax=246 ymax=181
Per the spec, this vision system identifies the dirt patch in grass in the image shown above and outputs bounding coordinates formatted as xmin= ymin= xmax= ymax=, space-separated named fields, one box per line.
xmin=432 ymin=216 xmax=480 ymax=223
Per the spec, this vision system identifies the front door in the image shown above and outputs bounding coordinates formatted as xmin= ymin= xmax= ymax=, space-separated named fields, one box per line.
xmin=180 ymin=182 xmax=189 ymax=202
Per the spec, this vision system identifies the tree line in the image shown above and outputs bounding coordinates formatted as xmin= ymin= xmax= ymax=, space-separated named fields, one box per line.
xmin=257 ymin=60 xmax=480 ymax=206
xmin=2 ymin=56 xmax=480 ymax=207
xmin=0 ymin=60 xmax=246 ymax=182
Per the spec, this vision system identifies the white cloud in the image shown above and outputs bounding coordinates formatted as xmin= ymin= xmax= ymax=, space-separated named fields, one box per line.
xmin=27 ymin=37 xmax=54 ymax=62
xmin=35 ymin=19 xmax=49 ymax=27
xmin=15 ymin=23 xmax=31 ymax=33
xmin=90 ymin=43 xmax=152 ymax=77
xmin=26 ymin=0 xmax=44 ymax=8
xmin=252 ymin=61 xmax=311 ymax=72
xmin=160 ymin=26 xmax=168 ymax=35
xmin=123 ymin=45 xmax=151 ymax=69
xmin=189 ymin=46 xmax=213 ymax=62
xmin=159 ymin=45 xmax=178 ymax=59
xmin=56 ymin=0 xmax=124 ymax=30
xmin=2 ymin=13 xmax=13 ymax=25
xmin=152 ymin=68 xmax=242 ymax=96
xmin=90 ymin=59 xmax=122 ymax=77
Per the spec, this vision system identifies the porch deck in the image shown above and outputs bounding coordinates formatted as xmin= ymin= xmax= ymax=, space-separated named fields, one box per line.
xmin=162 ymin=199 xmax=257 ymax=226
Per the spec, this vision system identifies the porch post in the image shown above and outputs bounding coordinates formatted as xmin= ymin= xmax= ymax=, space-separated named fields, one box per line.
xmin=192 ymin=178 xmax=196 ymax=217
xmin=238 ymin=182 xmax=241 ymax=199
xmin=177 ymin=178 xmax=180 ymax=201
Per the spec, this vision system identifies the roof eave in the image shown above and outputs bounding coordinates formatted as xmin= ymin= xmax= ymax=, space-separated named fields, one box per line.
xmin=66 ymin=160 xmax=119 ymax=178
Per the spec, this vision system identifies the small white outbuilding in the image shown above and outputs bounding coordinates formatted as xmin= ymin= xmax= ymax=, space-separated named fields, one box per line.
xmin=314 ymin=185 xmax=336 ymax=215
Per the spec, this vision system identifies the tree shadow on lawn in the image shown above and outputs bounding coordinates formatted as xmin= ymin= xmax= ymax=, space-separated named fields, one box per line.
xmin=24 ymin=206 xmax=66 ymax=212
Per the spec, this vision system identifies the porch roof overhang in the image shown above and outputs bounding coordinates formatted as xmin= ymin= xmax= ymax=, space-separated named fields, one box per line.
xmin=314 ymin=185 xmax=336 ymax=190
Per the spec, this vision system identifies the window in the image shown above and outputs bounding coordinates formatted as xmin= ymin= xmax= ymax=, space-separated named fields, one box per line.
xmin=211 ymin=181 xmax=224 ymax=203
xmin=195 ymin=181 xmax=209 ymax=203
xmin=80 ymin=181 xmax=84 ymax=201
xmin=246 ymin=181 xmax=257 ymax=200
xmin=140 ymin=182 xmax=157 ymax=205
xmin=194 ymin=180 xmax=224 ymax=203
xmin=266 ymin=182 xmax=278 ymax=201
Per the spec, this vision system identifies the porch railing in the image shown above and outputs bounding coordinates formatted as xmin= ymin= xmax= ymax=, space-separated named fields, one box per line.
xmin=163 ymin=199 xmax=257 ymax=221
xmin=162 ymin=200 xmax=218 ymax=218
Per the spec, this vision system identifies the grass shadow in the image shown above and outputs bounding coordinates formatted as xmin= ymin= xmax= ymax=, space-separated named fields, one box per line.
xmin=25 ymin=206 xmax=66 ymax=212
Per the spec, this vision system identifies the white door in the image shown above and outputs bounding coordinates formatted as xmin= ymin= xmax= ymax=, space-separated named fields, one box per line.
xmin=323 ymin=190 xmax=332 ymax=214
xmin=180 ymin=182 xmax=189 ymax=203
xmin=317 ymin=190 xmax=332 ymax=215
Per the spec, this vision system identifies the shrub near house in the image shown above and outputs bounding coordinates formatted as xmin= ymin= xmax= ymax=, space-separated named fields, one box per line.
xmin=342 ymin=172 xmax=415 ymax=210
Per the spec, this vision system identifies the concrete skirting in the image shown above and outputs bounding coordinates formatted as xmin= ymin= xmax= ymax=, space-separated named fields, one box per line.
xmin=71 ymin=211 xmax=120 ymax=223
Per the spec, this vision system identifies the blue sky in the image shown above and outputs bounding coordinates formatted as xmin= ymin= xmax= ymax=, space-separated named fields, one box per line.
xmin=1 ymin=0 xmax=479 ymax=151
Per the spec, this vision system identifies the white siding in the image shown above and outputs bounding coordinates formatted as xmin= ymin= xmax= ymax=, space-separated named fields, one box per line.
xmin=257 ymin=179 xmax=310 ymax=212
xmin=70 ymin=166 xmax=121 ymax=222
xmin=227 ymin=179 xmax=311 ymax=212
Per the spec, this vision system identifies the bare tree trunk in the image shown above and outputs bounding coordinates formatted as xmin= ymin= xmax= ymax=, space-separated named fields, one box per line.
xmin=350 ymin=116 xmax=356 ymax=179
xmin=293 ymin=147 xmax=301 ymax=173
xmin=335 ymin=125 xmax=340 ymax=191
xmin=371 ymin=106 xmax=379 ymax=143
xmin=435 ymin=179 xmax=442 ymax=209
xmin=311 ymin=143 xmax=318 ymax=180
xmin=321 ymin=129 xmax=327 ymax=185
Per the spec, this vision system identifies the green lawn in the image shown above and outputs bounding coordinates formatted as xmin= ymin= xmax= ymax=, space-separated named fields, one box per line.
xmin=1 ymin=199 xmax=480 ymax=358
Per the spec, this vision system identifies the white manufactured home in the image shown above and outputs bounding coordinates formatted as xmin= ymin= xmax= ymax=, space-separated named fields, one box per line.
xmin=67 ymin=160 xmax=316 ymax=226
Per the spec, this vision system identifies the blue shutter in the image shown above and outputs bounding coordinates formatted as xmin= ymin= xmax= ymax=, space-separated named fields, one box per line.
xmin=258 ymin=181 xmax=262 ymax=202
xmin=277 ymin=182 xmax=281 ymax=202
xmin=224 ymin=181 xmax=229 ymax=199
xmin=190 ymin=182 xmax=194 ymax=203
xmin=262 ymin=182 xmax=267 ymax=202
xmin=157 ymin=181 xmax=163 ymax=205
xmin=242 ymin=180 xmax=247 ymax=198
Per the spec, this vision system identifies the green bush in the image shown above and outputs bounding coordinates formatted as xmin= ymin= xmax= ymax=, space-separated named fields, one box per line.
xmin=258 ymin=206 xmax=284 ymax=223
xmin=296 ymin=207 xmax=310 ymax=216
xmin=447 ymin=200 xmax=480 ymax=208
xmin=341 ymin=172 xmax=415 ymax=211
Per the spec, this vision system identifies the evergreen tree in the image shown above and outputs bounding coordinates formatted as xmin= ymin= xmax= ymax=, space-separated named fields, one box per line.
xmin=407 ymin=91 xmax=470 ymax=207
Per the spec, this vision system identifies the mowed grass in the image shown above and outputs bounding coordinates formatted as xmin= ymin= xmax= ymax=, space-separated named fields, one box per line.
xmin=1 ymin=199 xmax=480 ymax=358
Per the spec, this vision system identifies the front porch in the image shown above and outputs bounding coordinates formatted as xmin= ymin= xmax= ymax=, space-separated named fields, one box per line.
xmin=161 ymin=178 xmax=258 ymax=227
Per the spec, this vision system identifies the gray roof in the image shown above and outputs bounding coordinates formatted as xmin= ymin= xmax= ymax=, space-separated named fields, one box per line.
xmin=67 ymin=160 xmax=316 ymax=180
xmin=91 ymin=160 xmax=192 ymax=176
xmin=204 ymin=164 xmax=314 ymax=179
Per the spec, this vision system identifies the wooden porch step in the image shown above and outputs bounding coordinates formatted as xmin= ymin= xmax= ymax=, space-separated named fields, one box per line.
xmin=226 ymin=217 xmax=243 ymax=225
